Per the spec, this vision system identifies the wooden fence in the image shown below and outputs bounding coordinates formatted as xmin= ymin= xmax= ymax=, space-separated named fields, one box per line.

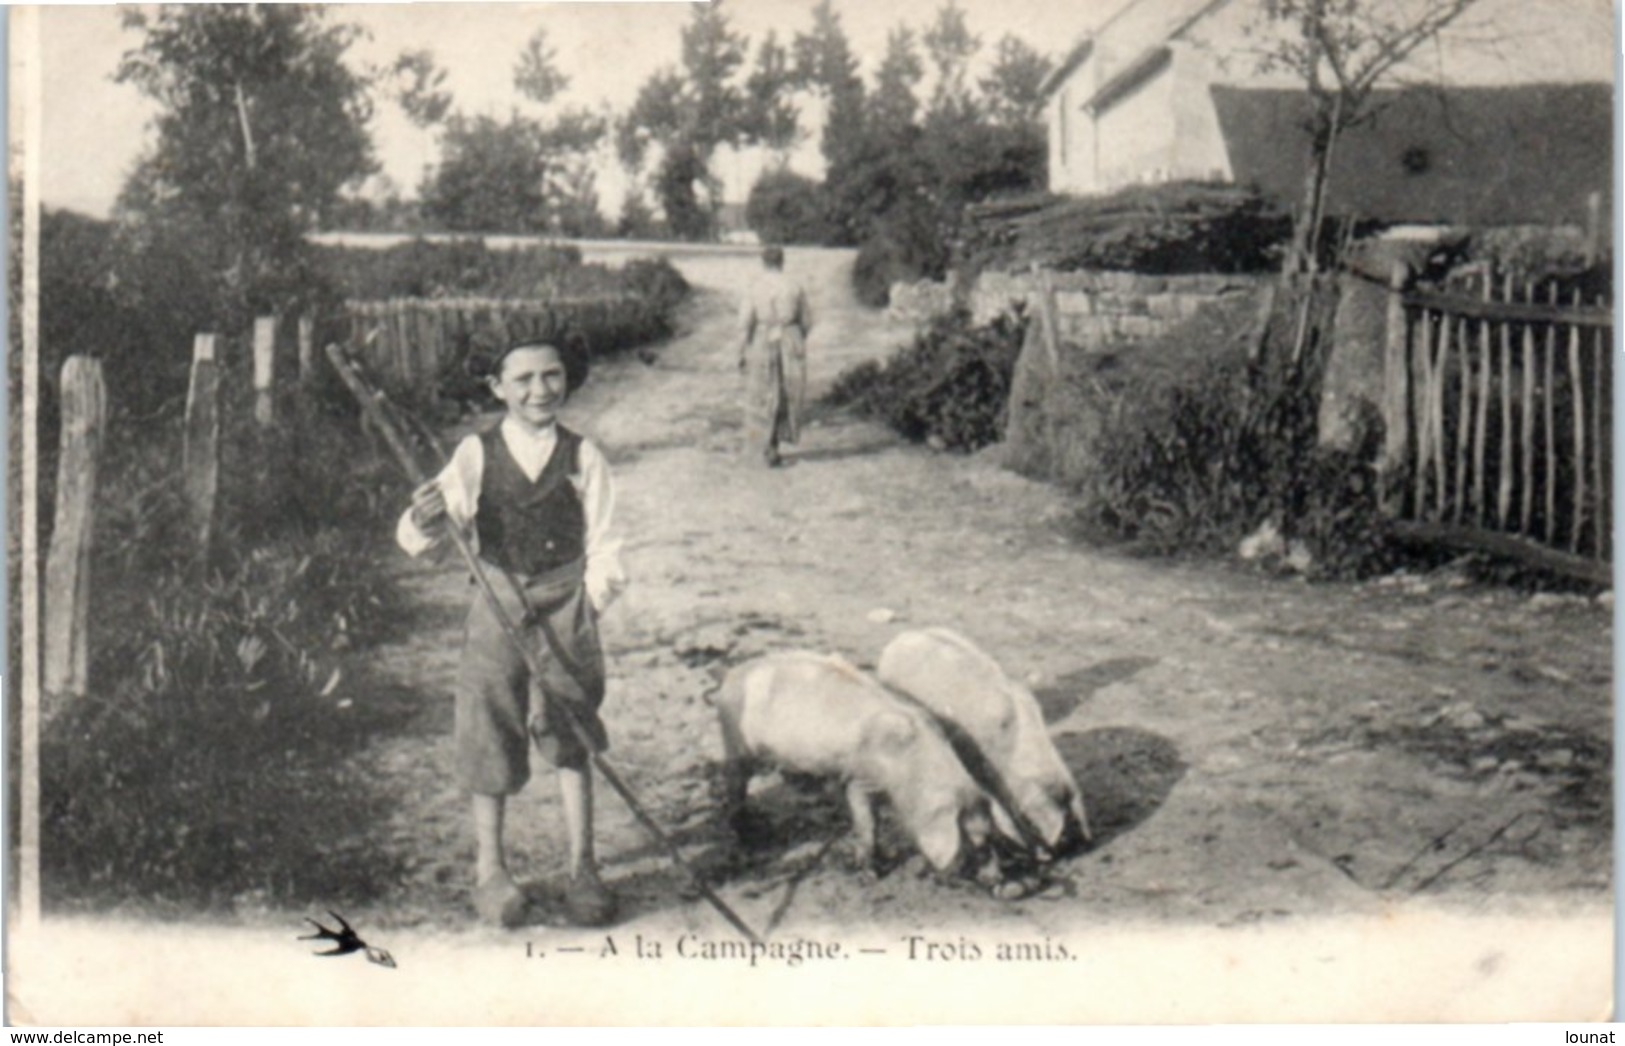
xmin=345 ymin=295 xmax=664 ymax=392
xmin=1383 ymin=264 xmax=1612 ymax=582
xmin=45 ymin=315 xmax=312 ymax=714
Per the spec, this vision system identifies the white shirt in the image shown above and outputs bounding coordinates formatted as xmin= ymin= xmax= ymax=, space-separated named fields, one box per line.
xmin=395 ymin=418 xmax=627 ymax=611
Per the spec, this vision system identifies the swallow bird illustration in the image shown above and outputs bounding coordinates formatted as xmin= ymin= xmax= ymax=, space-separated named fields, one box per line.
xmin=300 ymin=910 xmax=397 ymax=968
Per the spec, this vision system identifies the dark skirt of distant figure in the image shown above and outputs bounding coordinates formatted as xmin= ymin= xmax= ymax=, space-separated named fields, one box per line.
xmin=738 ymin=262 xmax=813 ymax=468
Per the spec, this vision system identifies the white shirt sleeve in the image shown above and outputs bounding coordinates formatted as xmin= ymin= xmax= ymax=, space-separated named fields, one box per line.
xmin=576 ymin=438 xmax=628 ymax=613
xmin=396 ymin=435 xmax=483 ymax=558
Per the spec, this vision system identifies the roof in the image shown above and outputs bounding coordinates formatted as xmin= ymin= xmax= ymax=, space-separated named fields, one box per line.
xmin=1210 ymin=83 xmax=1613 ymax=226
xmin=1038 ymin=38 xmax=1094 ymax=101
xmin=1083 ymin=45 xmax=1171 ymax=114
xmin=1040 ymin=0 xmax=1236 ymax=102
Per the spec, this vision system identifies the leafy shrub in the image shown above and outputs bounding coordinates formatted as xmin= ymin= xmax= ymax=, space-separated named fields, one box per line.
xmin=314 ymin=238 xmax=586 ymax=300
xmin=746 ymin=170 xmax=833 ymax=246
xmin=40 ymin=392 xmax=413 ymax=911
xmin=851 ymin=203 xmax=952 ymax=308
xmin=827 ymin=307 xmax=1027 ymax=451
xmin=1071 ymin=278 xmax=1393 ymax=577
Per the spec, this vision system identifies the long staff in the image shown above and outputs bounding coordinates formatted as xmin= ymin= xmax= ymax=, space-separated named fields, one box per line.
xmin=326 ymin=343 xmax=763 ymax=946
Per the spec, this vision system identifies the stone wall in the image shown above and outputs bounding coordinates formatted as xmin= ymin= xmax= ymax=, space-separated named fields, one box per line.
xmin=990 ymin=270 xmax=1264 ymax=481
xmin=969 ymin=269 xmax=1260 ymax=343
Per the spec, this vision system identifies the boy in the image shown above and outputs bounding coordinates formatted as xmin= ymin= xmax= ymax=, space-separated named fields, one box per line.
xmin=397 ymin=340 xmax=626 ymax=929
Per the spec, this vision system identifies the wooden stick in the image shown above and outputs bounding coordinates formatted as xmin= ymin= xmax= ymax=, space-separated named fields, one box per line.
xmin=1496 ymin=273 xmax=1513 ymax=528
xmin=1520 ymin=281 xmax=1536 ymax=535
xmin=1453 ymin=314 xmax=1471 ymax=523
xmin=183 ymin=334 xmax=220 ymax=557
xmin=1433 ymin=313 xmax=1451 ymax=520
xmin=44 ymin=356 xmax=105 ymax=705
xmin=324 ymin=344 xmax=766 ymax=946
xmin=1471 ymin=276 xmax=1491 ymax=524
xmin=1568 ymin=289 xmax=1586 ymax=553
xmin=1544 ymin=283 xmax=1558 ymax=542
xmin=253 ymin=315 xmax=277 ymax=427
xmin=1380 ymin=262 xmax=1411 ymax=508
xmin=1413 ymin=308 xmax=1434 ymax=516
xmin=1390 ymin=520 xmax=1610 ymax=586
xmin=1592 ymin=303 xmax=1608 ymax=560
xmin=297 ymin=315 xmax=315 ymax=385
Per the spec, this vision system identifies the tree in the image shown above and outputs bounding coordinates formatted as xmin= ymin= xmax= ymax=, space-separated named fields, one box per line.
xmin=870 ymin=27 xmax=925 ymax=137
xmin=420 ymin=115 xmax=549 ymax=232
xmin=114 ymin=5 xmax=377 ymax=321
xmin=515 ymin=28 xmax=569 ymax=106
xmin=742 ymin=32 xmax=801 ymax=158
xmin=746 ymin=169 xmax=830 ymax=244
xmin=921 ymin=1 xmax=981 ymax=123
xmin=1247 ymin=0 xmax=1485 ymax=272
xmin=979 ymin=35 xmax=1053 ymax=129
xmin=419 ymin=27 xmax=606 ymax=235
xmin=793 ymin=0 xmax=867 ymax=174
xmin=618 ymin=3 xmax=750 ymax=240
xmin=388 ymin=49 xmax=453 ymax=128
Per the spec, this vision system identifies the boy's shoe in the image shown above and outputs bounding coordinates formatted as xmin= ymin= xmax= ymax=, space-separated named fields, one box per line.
xmin=563 ymin=869 xmax=617 ymax=927
xmin=474 ymin=874 xmax=528 ymax=929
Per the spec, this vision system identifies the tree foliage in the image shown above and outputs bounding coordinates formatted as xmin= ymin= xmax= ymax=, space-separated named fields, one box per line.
xmin=980 ymin=35 xmax=1053 ymax=129
xmin=618 ymin=2 xmax=753 ymax=240
xmin=515 ymin=28 xmax=570 ymax=106
xmin=114 ymin=5 xmax=377 ymax=322
xmin=921 ymin=1 xmax=980 ymax=122
xmin=792 ymin=0 xmax=867 ymax=175
xmin=743 ymin=32 xmax=802 ymax=156
xmin=418 ymin=27 xmax=606 ymax=235
xmin=1245 ymin=0 xmax=1485 ymax=271
xmin=388 ymin=49 xmax=453 ymax=128
xmin=746 ymin=169 xmax=831 ymax=245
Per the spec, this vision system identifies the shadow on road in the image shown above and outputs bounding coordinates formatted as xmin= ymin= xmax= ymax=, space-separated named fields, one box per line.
xmin=1059 ymin=727 xmax=1186 ymax=851
xmin=1034 ymin=656 xmax=1160 ymax=723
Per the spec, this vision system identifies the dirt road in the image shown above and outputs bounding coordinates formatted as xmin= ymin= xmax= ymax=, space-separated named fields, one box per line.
xmin=351 ymin=245 xmax=1610 ymax=941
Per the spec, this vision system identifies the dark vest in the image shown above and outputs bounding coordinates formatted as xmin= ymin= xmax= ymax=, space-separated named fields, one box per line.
xmin=476 ymin=424 xmax=587 ymax=577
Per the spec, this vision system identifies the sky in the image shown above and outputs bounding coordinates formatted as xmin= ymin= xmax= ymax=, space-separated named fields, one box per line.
xmin=31 ymin=0 xmax=1617 ymax=220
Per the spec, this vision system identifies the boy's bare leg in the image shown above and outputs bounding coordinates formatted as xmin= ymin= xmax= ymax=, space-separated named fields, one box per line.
xmin=472 ymin=793 xmax=527 ymax=926
xmin=557 ymin=766 xmax=594 ymax=877
xmin=472 ymin=793 xmax=508 ymax=883
xmin=559 ymin=765 xmax=616 ymax=925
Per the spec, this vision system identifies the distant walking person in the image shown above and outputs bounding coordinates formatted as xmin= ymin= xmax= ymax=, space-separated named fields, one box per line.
xmin=736 ymin=245 xmax=813 ymax=467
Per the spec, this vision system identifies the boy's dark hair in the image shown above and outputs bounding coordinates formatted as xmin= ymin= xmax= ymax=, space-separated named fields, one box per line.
xmin=478 ymin=334 xmax=590 ymax=394
xmin=761 ymin=245 xmax=785 ymax=270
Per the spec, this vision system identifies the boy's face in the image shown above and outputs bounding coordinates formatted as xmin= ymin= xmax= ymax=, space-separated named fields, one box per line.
xmin=490 ymin=346 xmax=568 ymax=430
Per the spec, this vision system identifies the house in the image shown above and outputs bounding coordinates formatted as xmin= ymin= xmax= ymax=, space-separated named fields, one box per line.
xmin=1041 ymin=0 xmax=1614 ymax=227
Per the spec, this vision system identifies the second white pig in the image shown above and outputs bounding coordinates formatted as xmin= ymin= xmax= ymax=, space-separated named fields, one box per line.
xmin=878 ymin=628 xmax=1091 ymax=854
xmin=714 ymin=650 xmax=997 ymax=875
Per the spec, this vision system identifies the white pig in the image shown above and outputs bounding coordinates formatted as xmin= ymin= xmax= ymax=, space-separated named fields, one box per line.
xmin=714 ymin=651 xmax=997 ymax=875
xmin=878 ymin=628 xmax=1091 ymax=854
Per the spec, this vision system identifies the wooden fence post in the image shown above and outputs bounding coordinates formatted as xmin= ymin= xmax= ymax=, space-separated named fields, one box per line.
xmin=253 ymin=315 xmax=277 ymax=425
xmin=44 ymin=356 xmax=106 ymax=706
xmin=183 ymin=334 xmax=220 ymax=555
xmin=1379 ymin=260 xmax=1411 ymax=509
xmin=297 ymin=315 xmax=315 ymax=385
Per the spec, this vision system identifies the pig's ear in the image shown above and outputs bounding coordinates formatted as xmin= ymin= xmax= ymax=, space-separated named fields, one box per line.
xmin=866 ymin=711 xmax=918 ymax=752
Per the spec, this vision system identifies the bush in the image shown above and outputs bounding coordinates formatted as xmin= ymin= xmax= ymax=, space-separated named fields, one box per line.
xmin=746 ymin=170 xmax=833 ymax=246
xmin=40 ymin=394 xmax=414 ymax=911
xmin=314 ymin=238 xmax=586 ymax=300
xmin=851 ymin=203 xmax=951 ymax=308
xmin=1071 ymin=278 xmax=1392 ymax=577
xmin=827 ymin=306 xmax=1027 ymax=451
